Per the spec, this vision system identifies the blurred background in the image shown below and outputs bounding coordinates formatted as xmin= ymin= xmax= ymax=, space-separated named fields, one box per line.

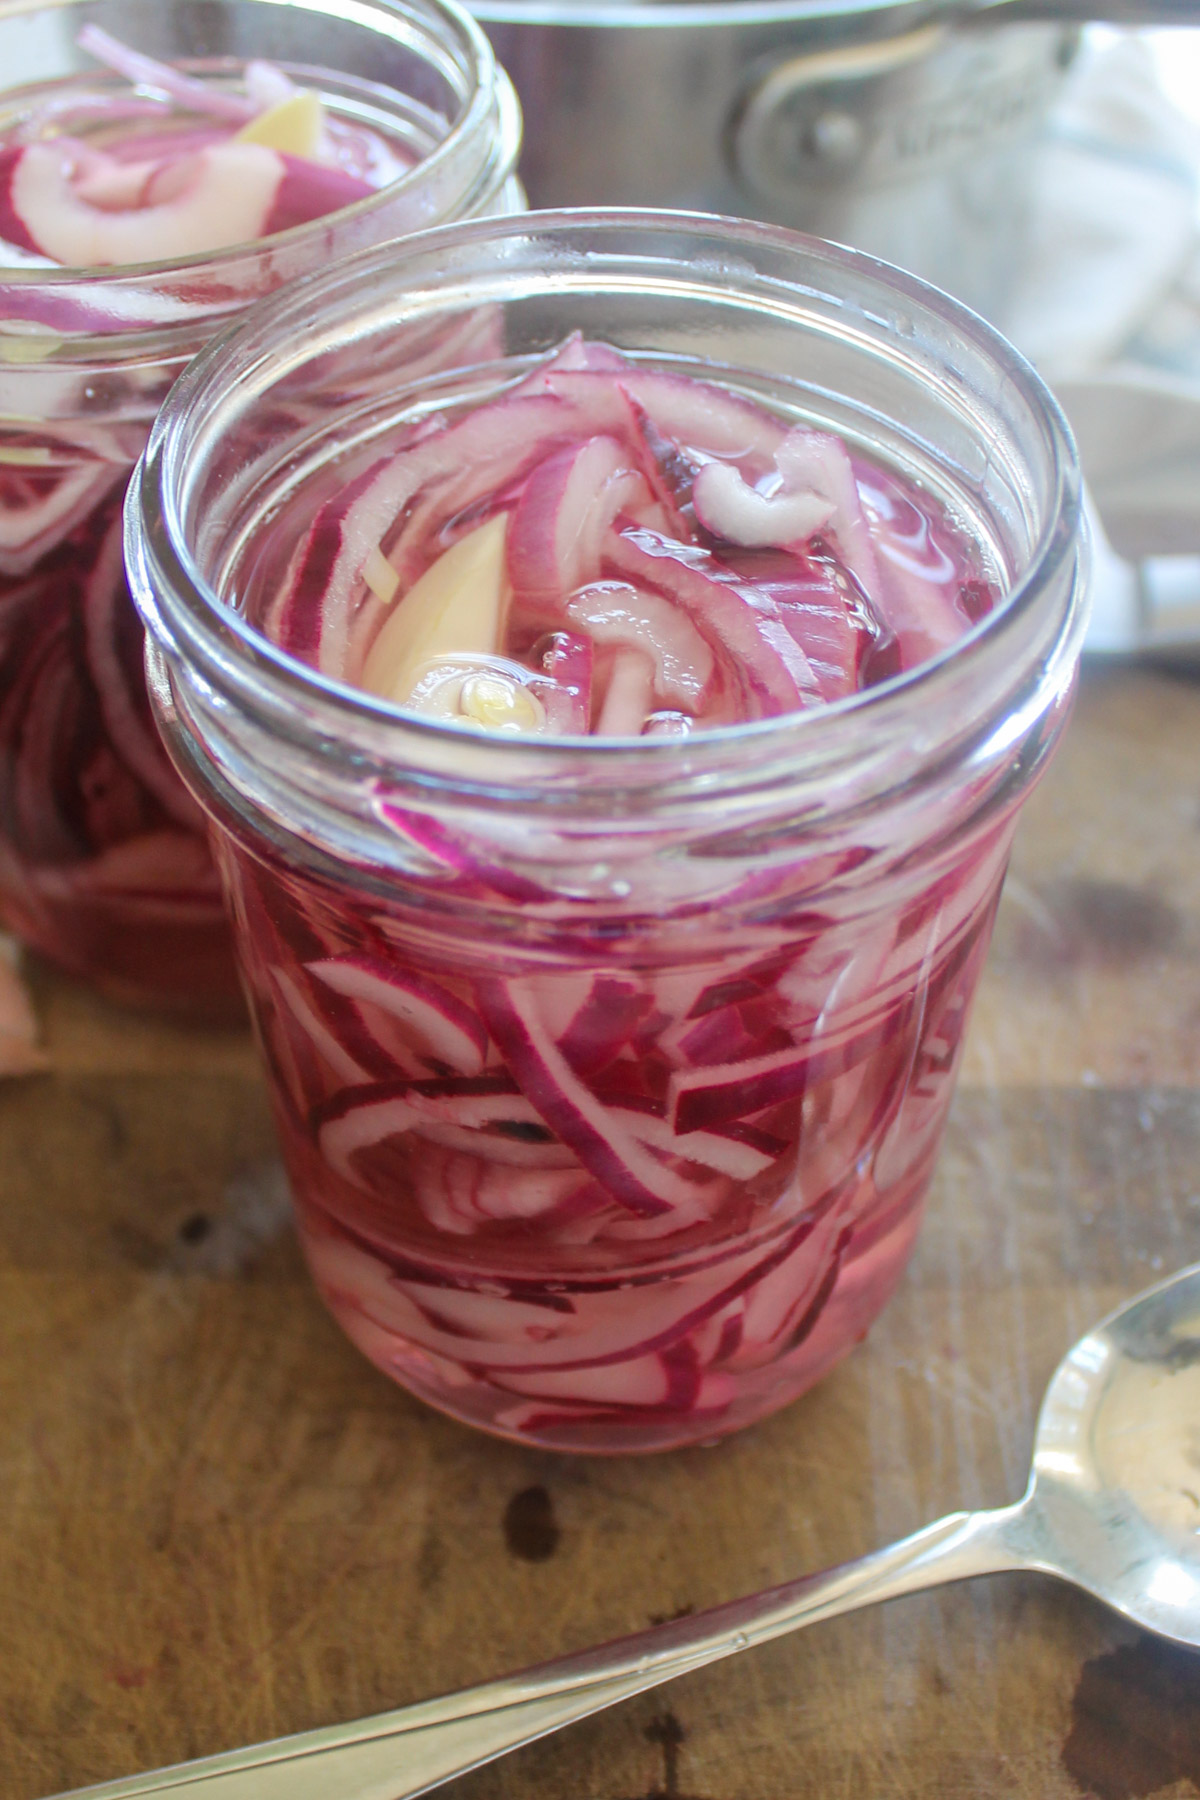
xmin=468 ymin=3 xmax=1200 ymax=656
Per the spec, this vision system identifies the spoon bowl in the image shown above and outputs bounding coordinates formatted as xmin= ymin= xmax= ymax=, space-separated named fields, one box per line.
xmin=51 ymin=1260 xmax=1200 ymax=1800
xmin=1026 ymin=1262 xmax=1200 ymax=1643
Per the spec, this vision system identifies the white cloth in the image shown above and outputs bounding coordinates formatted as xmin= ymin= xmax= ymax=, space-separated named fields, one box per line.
xmin=1004 ymin=28 xmax=1200 ymax=652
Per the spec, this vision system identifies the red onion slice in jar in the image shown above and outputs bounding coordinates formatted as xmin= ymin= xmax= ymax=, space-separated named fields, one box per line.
xmin=272 ymin=963 xmax=375 ymax=1089
xmin=603 ymin=526 xmax=818 ymax=717
xmin=306 ymin=955 xmax=488 ymax=1075
xmin=564 ymin=580 xmax=715 ymax=719
xmin=506 ymin=434 xmax=647 ymax=619
xmin=4 ymin=138 xmax=290 ymax=264
xmin=262 ymin=154 xmax=374 ymax=235
xmin=81 ymin=511 xmax=206 ymax=830
xmin=74 ymin=26 xmax=256 ymax=123
xmin=475 ymin=975 xmax=719 ymax=1219
xmin=0 ymin=461 xmax=121 ymax=579
xmin=856 ymin=459 xmax=985 ymax=664
xmin=556 ymin=973 xmax=653 ymax=1076
xmin=691 ymin=457 xmax=834 ymax=548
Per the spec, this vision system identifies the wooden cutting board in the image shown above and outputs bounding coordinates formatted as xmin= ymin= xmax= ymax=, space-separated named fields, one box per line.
xmin=3 ymin=662 xmax=1199 ymax=1800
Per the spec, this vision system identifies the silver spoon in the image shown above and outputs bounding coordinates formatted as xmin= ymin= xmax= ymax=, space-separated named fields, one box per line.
xmin=49 ymin=1259 xmax=1200 ymax=1800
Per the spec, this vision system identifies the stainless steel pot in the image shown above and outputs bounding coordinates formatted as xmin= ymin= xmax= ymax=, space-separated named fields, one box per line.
xmin=469 ymin=0 xmax=1200 ymax=321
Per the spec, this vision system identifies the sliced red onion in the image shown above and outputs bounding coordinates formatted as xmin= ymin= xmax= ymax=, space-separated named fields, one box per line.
xmin=73 ymin=152 xmax=162 ymax=209
xmin=271 ymin=395 xmax=571 ymax=682
xmin=372 ymin=798 xmax=554 ymax=905
xmin=412 ymin=1122 xmax=578 ymax=1169
xmin=538 ymin=368 xmax=787 ymax=466
xmin=315 ymin=1081 xmax=420 ymax=1184
xmin=76 ymin=26 xmax=256 ymax=123
xmin=4 ymin=138 xmax=285 ymax=264
xmin=272 ymin=964 xmax=373 ymax=1089
xmin=0 ymin=147 xmax=46 ymax=255
xmin=309 ymin=1206 xmax=814 ymax=1378
xmin=306 ymin=954 xmax=488 ymax=1074
xmin=594 ymin=647 xmax=655 ymax=737
xmin=413 ymin=1153 xmax=591 ymax=1234
xmin=716 ymin=546 xmax=861 ymax=703
xmin=228 ymin=338 xmax=1008 ymax=1447
xmin=671 ymin=905 xmax=993 ymax=1136
xmin=475 ymin=975 xmax=711 ymax=1218
xmin=670 ymin=1037 xmax=846 ymax=1135
xmin=313 ymin=1072 xmax=583 ymax=1188
xmin=0 ymin=460 xmax=121 ymax=578
xmin=397 ymin=1077 xmax=538 ymax=1131
xmin=557 ymin=974 xmax=653 ymax=1075
xmin=487 ymin=1351 xmax=684 ymax=1408
xmin=734 ymin=1216 xmax=852 ymax=1358
xmin=692 ymin=459 xmax=834 ymax=548
xmin=81 ymin=510 xmax=206 ymax=831
xmin=564 ymin=579 xmax=714 ymax=715
xmin=422 ymin=1205 xmax=827 ymax=1376
xmin=855 ymin=460 xmax=979 ymax=663
xmin=506 ymin=434 xmax=644 ymax=614
xmin=616 ymin=391 xmax=698 ymax=536
xmin=262 ymin=336 xmax=992 ymax=745
xmin=6 ymin=633 xmax=90 ymax=862
xmin=370 ymin=393 xmax=581 ymax=594
xmin=269 ymin=462 xmax=388 ymax=675
xmin=670 ymin=999 xmax=791 ymax=1069
xmin=604 ymin=525 xmax=817 ymax=717
xmin=613 ymin=1105 xmax=783 ymax=1181
xmin=774 ymin=429 xmax=885 ymax=613
xmin=263 ymin=153 xmax=373 ymax=235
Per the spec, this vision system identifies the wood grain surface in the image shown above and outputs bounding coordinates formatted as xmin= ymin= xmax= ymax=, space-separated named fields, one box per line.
xmin=3 ymin=662 xmax=1199 ymax=1800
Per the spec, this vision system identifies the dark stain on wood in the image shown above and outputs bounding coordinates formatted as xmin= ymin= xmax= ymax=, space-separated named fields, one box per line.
xmin=416 ymin=1529 xmax=445 ymax=1593
xmin=621 ymin=1708 xmax=717 ymax=1800
xmin=502 ymin=1485 xmax=560 ymax=1562
xmin=649 ymin=1604 xmax=695 ymax=1627
xmin=645 ymin=1711 xmax=686 ymax=1794
xmin=1014 ymin=879 xmax=1182 ymax=972
xmin=1062 ymin=1636 xmax=1200 ymax=1799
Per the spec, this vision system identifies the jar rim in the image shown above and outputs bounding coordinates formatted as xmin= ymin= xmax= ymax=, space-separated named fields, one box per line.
xmin=467 ymin=0 xmax=935 ymax=30
xmin=129 ymin=206 xmax=1086 ymax=812
xmin=0 ymin=0 xmax=515 ymax=309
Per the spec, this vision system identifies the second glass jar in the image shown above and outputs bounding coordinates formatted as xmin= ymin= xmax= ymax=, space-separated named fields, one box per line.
xmin=0 ymin=0 xmax=520 ymax=1018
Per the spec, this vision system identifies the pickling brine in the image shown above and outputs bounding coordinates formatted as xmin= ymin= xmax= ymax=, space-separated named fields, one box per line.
xmin=126 ymin=213 xmax=1085 ymax=1450
xmin=0 ymin=0 xmax=520 ymax=1015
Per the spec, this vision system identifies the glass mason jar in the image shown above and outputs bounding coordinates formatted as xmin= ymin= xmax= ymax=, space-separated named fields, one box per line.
xmin=0 ymin=0 xmax=521 ymax=1020
xmin=127 ymin=212 xmax=1086 ymax=1452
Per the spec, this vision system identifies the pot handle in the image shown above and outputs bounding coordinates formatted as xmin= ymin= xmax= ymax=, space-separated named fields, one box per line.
xmin=972 ymin=0 xmax=1200 ymax=22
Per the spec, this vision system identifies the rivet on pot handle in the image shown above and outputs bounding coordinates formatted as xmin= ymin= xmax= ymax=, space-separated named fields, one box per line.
xmin=730 ymin=25 xmax=944 ymax=198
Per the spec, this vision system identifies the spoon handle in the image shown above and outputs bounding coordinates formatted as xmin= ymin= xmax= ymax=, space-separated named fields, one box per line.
xmin=47 ymin=1499 xmax=1035 ymax=1800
